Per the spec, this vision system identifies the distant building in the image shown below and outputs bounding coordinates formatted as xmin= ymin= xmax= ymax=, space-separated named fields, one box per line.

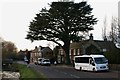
xmin=58 ymin=33 xmax=119 ymax=63
xmin=30 ymin=46 xmax=53 ymax=63
xmin=30 ymin=46 xmax=39 ymax=63
xmin=41 ymin=47 xmax=53 ymax=59
xmin=17 ymin=50 xmax=26 ymax=60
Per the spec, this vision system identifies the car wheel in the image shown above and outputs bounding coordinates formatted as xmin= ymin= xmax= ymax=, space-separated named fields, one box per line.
xmin=79 ymin=67 xmax=82 ymax=71
xmin=93 ymin=68 xmax=96 ymax=72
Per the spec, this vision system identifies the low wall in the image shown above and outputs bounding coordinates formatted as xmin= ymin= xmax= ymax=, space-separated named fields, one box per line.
xmin=1 ymin=71 xmax=20 ymax=79
xmin=109 ymin=64 xmax=120 ymax=71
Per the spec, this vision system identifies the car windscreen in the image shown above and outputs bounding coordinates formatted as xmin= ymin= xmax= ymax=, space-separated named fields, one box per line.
xmin=43 ymin=60 xmax=50 ymax=62
xmin=94 ymin=57 xmax=108 ymax=64
xmin=39 ymin=59 xmax=42 ymax=61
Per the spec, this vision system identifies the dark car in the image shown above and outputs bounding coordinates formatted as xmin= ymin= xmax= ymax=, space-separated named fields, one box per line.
xmin=2 ymin=59 xmax=13 ymax=66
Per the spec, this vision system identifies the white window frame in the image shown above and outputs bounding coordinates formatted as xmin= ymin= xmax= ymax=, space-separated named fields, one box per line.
xmin=77 ymin=49 xmax=80 ymax=55
xmin=69 ymin=49 xmax=71 ymax=55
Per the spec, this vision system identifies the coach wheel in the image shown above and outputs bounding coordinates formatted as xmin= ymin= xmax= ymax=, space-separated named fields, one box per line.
xmin=93 ymin=68 xmax=96 ymax=72
xmin=80 ymin=67 xmax=82 ymax=71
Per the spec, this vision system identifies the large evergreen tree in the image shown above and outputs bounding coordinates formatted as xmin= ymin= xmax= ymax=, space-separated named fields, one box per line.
xmin=26 ymin=1 xmax=97 ymax=64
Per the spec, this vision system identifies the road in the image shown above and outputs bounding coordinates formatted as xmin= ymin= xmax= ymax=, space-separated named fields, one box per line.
xmin=29 ymin=63 xmax=120 ymax=80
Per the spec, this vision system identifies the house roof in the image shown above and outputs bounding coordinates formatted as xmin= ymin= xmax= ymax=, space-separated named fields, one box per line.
xmin=41 ymin=47 xmax=53 ymax=53
xmin=94 ymin=40 xmax=118 ymax=52
xmin=70 ymin=39 xmax=119 ymax=53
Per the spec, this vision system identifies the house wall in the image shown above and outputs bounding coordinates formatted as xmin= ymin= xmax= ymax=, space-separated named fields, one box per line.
xmin=58 ymin=34 xmax=119 ymax=64
xmin=30 ymin=46 xmax=53 ymax=63
xmin=58 ymin=40 xmax=106 ymax=63
xmin=58 ymin=47 xmax=82 ymax=63
xmin=30 ymin=46 xmax=40 ymax=63
xmin=57 ymin=49 xmax=65 ymax=63
xmin=70 ymin=48 xmax=81 ymax=60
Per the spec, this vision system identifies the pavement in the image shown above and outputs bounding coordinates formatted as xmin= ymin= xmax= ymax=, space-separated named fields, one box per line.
xmin=16 ymin=61 xmax=27 ymax=65
xmin=17 ymin=61 xmax=73 ymax=68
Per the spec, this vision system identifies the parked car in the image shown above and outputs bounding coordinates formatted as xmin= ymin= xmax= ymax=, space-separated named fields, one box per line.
xmin=2 ymin=59 xmax=13 ymax=66
xmin=38 ymin=58 xmax=44 ymax=65
xmin=41 ymin=59 xmax=51 ymax=66
xmin=34 ymin=58 xmax=44 ymax=65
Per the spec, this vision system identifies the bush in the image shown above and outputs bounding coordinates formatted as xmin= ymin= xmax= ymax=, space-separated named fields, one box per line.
xmin=104 ymin=50 xmax=120 ymax=64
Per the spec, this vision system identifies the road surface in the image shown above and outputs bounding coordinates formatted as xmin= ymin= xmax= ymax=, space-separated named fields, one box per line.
xmin=29 ymin=63 xmax=120 ymax=80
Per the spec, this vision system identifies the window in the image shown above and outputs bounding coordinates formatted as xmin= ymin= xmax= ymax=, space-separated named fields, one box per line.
xmin=94 ymin=57 xmax=107 ymax=64
xmin=35 ymin=53 xmax=37 ymax=56
xmin=59 ymin=49 xmax=64 ymax=55
xmin=77 ymin=49 xmax=80 ymax=55
xmin=75 ymin=57 xmax=90 ymax=63
xmin=61 ymin=50 xmax=63 ymax=55
xmin=74 ymin=49 xmax=76 ymax=55
xmin=69 ymin=49 xmax=71 ymax=55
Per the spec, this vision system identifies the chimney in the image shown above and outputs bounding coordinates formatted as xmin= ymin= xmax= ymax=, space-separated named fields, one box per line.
xmin=89 ymin=33 xmax=93 ymax=40
xmin=104 ymin=36 xmax=107 ymax=41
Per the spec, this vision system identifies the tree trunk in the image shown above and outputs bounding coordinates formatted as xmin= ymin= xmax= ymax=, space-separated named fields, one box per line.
xmin=63 ymin=40 xmax=71 ymax=65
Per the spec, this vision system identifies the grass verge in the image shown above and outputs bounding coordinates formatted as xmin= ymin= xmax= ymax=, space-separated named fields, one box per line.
xmin=12 ymin=63 xmax=46 ymax=80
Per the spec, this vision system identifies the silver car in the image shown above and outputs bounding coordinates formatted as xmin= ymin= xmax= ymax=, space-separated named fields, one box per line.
xmin=38 ymin=58 xmax=44 ymax=65
xmin=41 ymin=59 xmax=51 ymax=66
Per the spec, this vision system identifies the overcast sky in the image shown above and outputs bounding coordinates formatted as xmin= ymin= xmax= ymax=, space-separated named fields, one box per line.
xmin=0 ymin=0 xmax=119 ymax=50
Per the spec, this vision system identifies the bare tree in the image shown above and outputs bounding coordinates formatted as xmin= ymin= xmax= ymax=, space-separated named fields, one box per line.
xmin=2 ymin=41 xmax=18 ymax=59
xmin=102 ymin=16 xmax=107 ymax=40
xmin=107 ymin=17 xmax=120 ymax=48
xmin=117 ymin=19 xmax=120 ymax=47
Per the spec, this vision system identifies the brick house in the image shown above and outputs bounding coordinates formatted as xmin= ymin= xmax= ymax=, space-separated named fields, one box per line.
xmin=30 ymin=46 xmax=39 ymax=63
xmin=41 ymin=47 xmax=53 ymax=59
xmin=58 ymin=34 xmax=119 ymax=63
xmin=30 ymin=46 xmax=53 ymax=63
